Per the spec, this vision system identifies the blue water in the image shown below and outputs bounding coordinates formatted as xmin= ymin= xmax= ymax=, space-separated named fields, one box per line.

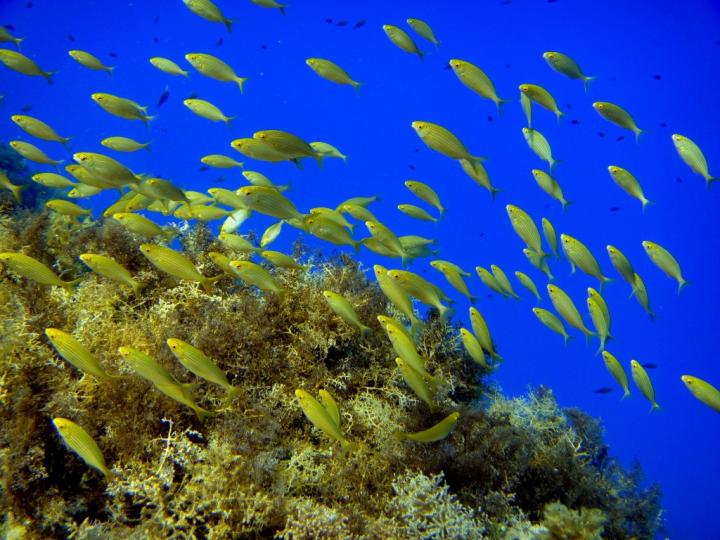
xmin=2 ymin=0 xmax=719 ymax=537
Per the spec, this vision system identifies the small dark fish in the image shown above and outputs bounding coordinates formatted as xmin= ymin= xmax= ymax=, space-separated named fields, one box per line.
xmin=676 ymin=177 xmax=682 ymax=183
xmin=653 ymin=74 xmax=662 ymax=80
xmin=570 ymin=119 xmax=579 ymax=125
xmin=352 ymin=19 xmax=366 ymax=29
xmin=501 ymin=0 xmax=512 ymax=4
xmin=487 ymin=116 xmax=493 ymax=122
xmin=199 ymin=165 xmax=209 ymax=172
xmin=215 ymin=37 xmax=224 ymax=47
xmin=157 ymin=86 xmax=170 ymax=107
xmin=715 ymin=40 xmax=720 ymax=46
xmin=611 ymin=77 xmax=616 ymax=82
xmin=214 ymin=176 xmax=225 ymax=183
xmin=3 ymin=24 xmax=16 ymax=31
xmin=153 ymin=37 xmax=159 ymax=43
xmin=598 ymin=132 xmax=605 ymax=137
xmin=641 ymin=363 xmax=658 ymax=369
xmin=547 ymin=0 xmax=558 ymax=3
xmin=20 ymin=104 xmax=32 ymax=112
xmin=261 ymin=44 xmax=267 ymax=50
xmin=544 ymin=204 xmax=550 ymax=209
xmin=109 ymin=52 xmax=118 ymax=58
xmin=505 ymin=63 xmax=510 ymax=69
xmin=408 ymin=165 xmax=416 ymax=171
xmin=616 ymin=136 xmax=625 ymax=142
xmin=566 ymin=103 xmax=572 ymax=110
xmin=659 ymin=122 xmax=667 ymax=128
xmin=325 ymin=18 xmax=333 ymax=23
xmin=67 ymin=34 xmax=75 ymax=42
xmin=335 ymin=20 xmax=348 ymax=27
xmin=609 ymin=206 xmax=621 ymax=212
xmin=25 ymin=1 xmax=33 ymax=7
xmin=413 ymin=148 xmax=420 ymax=153
xmin=593 ymin=387 xmax=613 ymax=394
xmin=153 ymin=16 xmax=160 ymax=23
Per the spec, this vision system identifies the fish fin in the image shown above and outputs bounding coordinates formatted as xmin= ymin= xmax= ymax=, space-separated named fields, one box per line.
xmin=598 ymin=276 xmax=613 ymax=293
xmin=634 ymin=128 xmax=646 ymax=144
xmin=235 ymin=77 xmax=248 ymax=93
xmin=224 ymin=18 xmax=235 ymax=33
xmin=677 ymin=279 xmax=690 ymax=295
xmin=649 ymin=402 xmax=662 ymax=413
xmin=201 ymin=274 xmax=224 ymax=293
xmin=489 ymin=186 xmax=501 ymax=200
xmin=561 ymin=199 xmax=574 ymax=212
xmin=10 ymin=183 xmax=26 ymax=203
xmin=352 ymin=81 xmax=362 ymax=92
xmin=61 ymin=277 xmax=83 ymax=292
xmin=14 ymin=37 xmax=24 ymax=51
xmin=291 ymin=158 xmax=304 ymax=170
xmin=583 ymin=76 xmax=597 ymax=92
xmin=621 ymin=389 xmax=631 ymax=400
xmin=417 ymin=50 xmax=425 ymax=62
xmin=360 ymin=325 xmax=372 ymax=337
xmin=555 ymin=110 xmax=565 ymax=124
xmin=226 ymin=116 xmax=236 ymax=129
xmin=549 ymin=158 xmax=562 ymax=173
xmin=44 ymin=71 xmax=56 ymax=84
xmin=225 ymin=386 xmax=241 ymax=401
xmin=641 ymin=197 xmax=653 ymax=212
xmin=563 ymin=334 xmax=574 ymax=346
xmin=107 ymin=66 xmax=116 ymax=77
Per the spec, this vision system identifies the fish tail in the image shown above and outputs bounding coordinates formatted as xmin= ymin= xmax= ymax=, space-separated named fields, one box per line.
xmin=224 ymin=18 xmax=235 ymax=33
xmin=641 ymin=197 xmax=653 ymax=212
xmin=677 ymin=279 xmax=690 ymax=295
xmin=291 ymin=158 xmax=304 ymax=170
xmin=62 ymin=277 xmax=83 ymax=293
xmin=131 ymin=280 xmax=145 ymax=295
xmin=561 ymin=199 xmax=575 ymax=212
xmin=598 ymin=276 xmax=613 ymax=292
xmin=279 ymin=5 xmax=286 ymax=15
xmin=360 ymin=325 xmax=372 ymax=337
xmin=235 ymin=77 xmax=247 ymax=93
xmin=44 ymin=71 xmax=55 ymax=84
xmin=489 ymin=186 xmax=501 ymax=200
xmin=496 ymin=98 xmax=509 ymax=116
xmin=549 ymin=158 xmax=562 ymax=173
xmin=583 ymin=76 xmax=597 ymax=92
xmin=416 ymin=49 xmax=425 ymax=62
xmin=649 ymin=402 xmax=662 ymax=413
xmin=634 ymin=128 xmax=646 ymax=144
xmin=705 ymin=175 xmax=718 ymax=188
xmin=107 ymin=66 xmax=116 ymax=77
xmin=621 ymin=388 xmax=631 ymax=400
xmin=10 ymin=183 xmax=26 ymax=203
xmin=563 ymin=334 xmax=572 ymax=346
xmin=555 ymin=110 xmax=565 ymax=124
xmin=226 ymin=116 xmax=236 ymax=129
xmin=143 ymin=142 xmax=152 ymax=153
xmin=195 ymin=405 xmax=216 ymax=420
xmin=61 ymin=137 xmax=72 ymax=150
xmin=14 ymin=37 xmax=24 ymax=51
xmin=225 ymin=385 xmax=242 ymax=401
xmin=201 ymin=274 xmax=223 ymax=293
xmin=352 ymin=81 xmax=362 ymax=92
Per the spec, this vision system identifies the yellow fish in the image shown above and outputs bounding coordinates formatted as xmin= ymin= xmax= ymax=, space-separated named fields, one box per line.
xmin=547 ymin=284 xmax=594 ymax=341
xmin=91 ymin=93 xmax=154 ymax=123
xmin=681 ymin=375 xmax=720 ymax=413
xmin=560 ymin=234 xmax=611 ymax=289
xmin=395 ymin=412 xmax=460 ymax=443
xmin=0 ymin=26 xmax=23 ymax=50
xmin=228 ymin=260 xmax=284 ymax=296
xmin=601 ymin=351 xmax=630 ymax=398
xmin=396 ymin=357 xmax=435 ymax=408
xmin=167 ymin=338 xmax=240 ymax=399
xmin=322 ymin=290 xmax=371 ymax=335
xmin=185 ymin=52 xmax=246 ymax=91
xmin=45 ymin=328 xmax=114 ymax=380
xmin=250 ymin=0 xmax=286 ymax=14
xmin=238 ymin=185 xmax=304 ymax=221
xmin=631 ymin=360 xmax=660 ymax=411
xmin=68 ymin=50 xmax=114 ymax=73
xmin=431 ymin=260 xmax=476 ymax=303
xmin=542 ymin=51 xmax=595 ymax=90
xmin=672 ymin=134 xmax=717 ymax=186
xmin=405 ymin=180 xmax=444 ymax=216
xmin=642 ymin=241 xmax=688 ymax=293
xmin=295 ymin=389 xmax=355 ymax=453
xmin=523 ymin=248 xmax=554 ymax=281
xmin=519 ymin=83 xmax=564 ymax=122
xmin=632 ymin=273 xmax=655 ymax=321
xmin=506 ymin=204 xmax=545 ymax=256
xmin=374 ymin=265 xmax=422 ymax=331
xmin=149 ymin=57 xmax=189 ymax=77
xmin=306 ymin=58 xmax=360 ymax=90
xmin=101 ymin=136 xmax=150 ymax=153
xmin=491 ymin=264 xmax=518 ymax=299
xmin=261 ymin=250 xmax=303 ymax=270
xmin=532 ymin=307 xmax=570 ymax=345
xmin=387 ymin=269 xmax=450 ymax=319
xmin=182 ymin=0 xmax=234 ymax=32
xmin=310 ymin=141 xmax=347 ymax=163
xmin=0 ymin=252 xmax=79 ymax=291
xmin=406 ymin=18 xmax=439 ymax=46
xmin=231 ymin=137 xmax=294 ymax=164
xmin=253 ymin=130 xmax=320 ymax=164
xmin=10 ymin=140 xmax=63 ymax=166
xmin=201 ymin=154 xmax=244 ymax=169
xmin=475 ymin=266 xmax=505 ymax=297
xmin=607 ymin=166 xmax=651 ymax=211
xmin=382 ymin=24 xmax=423 ymax=61
xmin=112 ymin=213 xmax=176 ymax=240
xmin=11 ymin=115 xmax=70 ymax=147
xmin=606 ymin=245 xmax=636 ymax=290
xmin=396 ymin=203 xmax=437 ymax=223
xmin=140 ymin=244 xmax=220 ymax=292
xmin=531 ymin=169 xmax=571 ymax=211
xmin=449 ymin=59 xmax=506 ymax=112
xmin=183 ymin=98 xmax=234 ymax=125
xmin=587 ymin=296 xmax=610 ymax=353
xmin=0 ymin=49 xmax=53 ymax=83
xmin=469 ymin=307 xmax=501 ymax=361
xmin=522 ymin=128 xmax=558 ymax=172
xmin=305 ymin=216 xmax=360 ymax=252
xmin=593 ymin=102 xmax=644 ymax=143
xmin=515 ymin=271 xmax=541 ymax=302
xmin=0 ymin=171 xmax=25 ymax=202
xmin=460 ymin=328 xmax=490 ymax=369
xmin=79 ymin=253 xmax=142 ymax=294
xmin=32 ymin=172 xmax=75 ymax=189
xmin=412 ymin=121 xmax=484 ymax=170
xmin=459 ymin=158 xmax=500 ymax=198
xmin=541 ymin=217 xmax=559 ymax=259
xmin=52 ymin=418 xmax=112 ymax=478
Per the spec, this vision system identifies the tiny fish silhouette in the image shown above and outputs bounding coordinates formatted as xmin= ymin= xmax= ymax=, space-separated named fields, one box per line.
xmin=335 ymin=20 xmax=348 ymax=27
xmin=67 ymin=34 xmax=75 ymax=41
xmin=609 ymin=206 xmax=621 ymax=212
xmin=153 ymin=37 xmax=159 ymax=43
xmin=325 ymin=18 xmax=333 ymax=23
xmin=216 ymin=37 xmax=224 ymax=47
xmin=566 ymin=103 xmax=572 ymax=110
xmin=501 ymin=0 xmax=512 ymax=4
xmin=653 ymin=74 xmax=662 ymax=80
xmin=570 ymin=119 xmax=579 ymax=125
xmin=157 ymin=86 xmax=170 ymax=107
xmin=261 ymin=44 xmax=267 ymax=50
xmin=109 ymin=52 xmax=118 ymax=58
xmin=659 ymin=122 xmax=667 ymax=127
xmin=598 ymin=132 xmax=605 ymax=137
xmin=199 ymin=165 xmax=209 ymax=172
xmin=214 ymin=176 xmax=225 ymax=183
xmin=616 ymin=136 xmax=625 ymax=141
xmin=488 ymin=116 xmax=493 ymax=122
xmin=676 ymin=177 xmax=682 ymax=183
xmin=641 ymin=363 xmax=658 ymax=369
xmin=352 ymin=20 xmax=366 ymax=29
xmin=408 ymin=165 xmax=416 ymax=171
xmin=153 ymin=16 xmax=160 ymax=23
xmin=4 ymin=24 xmax=16 ymax=30
xmin=593 ymin=387 xmax=613 ymax=394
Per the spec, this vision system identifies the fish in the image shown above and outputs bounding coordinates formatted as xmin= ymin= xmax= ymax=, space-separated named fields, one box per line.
xmin=182 ymin=0 xmax=234 ymax=32
xmin=365 ymin=220 xmax=407 ymax=260
xmin=606 ymin=245 xmax=636 ymax=290
xmin=0 ymin=252 xmax=80 ymax=291
xmin=395 ymin=357 xmax=435 ymax=407
xmin=73 ymin=153 xmax=137 ymax=188
xmin=542 ymin=52 xmax=595 ymax=90
xmin=253 ymin=130 xmax=320 ymax=164
xmin=231 ymin=138 xmax=292 ymax=164
xmin=228 ymin=260 xmax=284 ymax=296
xmin=185 ymin=53 xmax=246 ymax=92
xmin=431 ymin=260 xmax=476 ymax=303
xmin=166 ymin=338 xmax=239 ymax=399
xmin=322 ymin=290 xmax=371 ymax=335
xmin=52 ymin=418 xmax=112 ymax=478
xmin=150 ymin=57 xmax=189 ymax=77
xmin=45 ymin=328 xmax=114 ymax=380
xmin=459 ymin=159 xmax=500 ymax=198
xmin=31 ymin=172 xmax=75 ymax=189
xmin=387 ymin=269 xmax=450 ymax=319
xmin=382 ymin=24 xmax=423 ymax=61
xmin=140 ymin=244 xmax=220 ymax=292
xmin=335 ymin=20 xmax=348 ymax=27
xmin=11 ymin=115 xmax=70 ymax=146
xmin=250 ymin=0 xmax=286 ymax=14
xmin=547 ymin=284 xmax=594 ymax=341
xmin=377 ymin=315 xmax=430 ymax=379
xmin=541 ymin=217 xmax=559 ymax=259
xmin=306 ymin=58 xmax=360 ymax=90
xmin=641 ymin=240 xmax=688 ymax=293
xmin=632 ymin=273 xmax=655 ymax=321
xmin=295 ymin=389 xmax=354 ymax=453
xmin=119 ymin=346 xmax=213 ymax=418
xmin=607 ymin=166 xmax=651 ymax=211
xmin=218 ymin=233 xmax=261 ymax=253
xmin=352 ymin=20 xmax=367 ymax=29
xmin=2 ymin=171 xmax=26 ymax=202
xmin=101 ymin=136 xmax=150 ymax=153
xmin=523 ymin=248 xmax=554 ymax=281
xmin=374 ymin=265 xmax=422 ymax=331
xmin=9 ymin=140 xmax=63 ymax=166
xmin=306 ymin=215 xmax=361 ymax=252
xmin=532 ymin=307 xmax=571 ymax=345
xmin=397 ymin=203 xmax=437 ymax=223
xmin=0 ymin=49 xmax=53 ymax=83
xmin=475 ymin=265 xmax=506 ymax=297
xmin=506 ymin=204 xmax=545 ymax=256
xmin=587 ymin=296 xmax=610 ymax=353
xmin=20 ymin=104 xmax=32 ymax=112
xmin=68 ymin=50 xmax=114 ymax=73
xmin=46 ymin=199 xmax=91 ymax=218
xmin=237 ymin=186 xmax=304 ymax=221
xmin=671 ymin=134 xmax=717 ymax=186
xmin=592 ymin=102 xmax=644 ymax=143
xmin=183 ymin=98 xmax=234 ymax=125
xmin=404 ymin=180 xmax=444 ymax=216
xmin=394 ymin=412 xmax=460 ymax=443
xmin=0 ymin=26 xmax=24 ymax=50
xmin=406 ymin=18 xmax=439 ymax=46
xmin=601 ymin=351 xmax=630 ymax=398
xmin=468 ymin=307 xmax=501 ymax=361
xmin=519 ymin=83 xmax=564 ymax=122
xmin=630 ymin=360 xmax=660 ymax=411
xmin=310 ymin=141 xmax=347 ymax=163
xmin=522 ymin=128 xmax=559 ymax=172
xmin=460 ymin=328 xmax=491 ymax=369
xmin=593 ymin=387 xmax=613 ymax=394
xmin=112 ymin=213 xmax=176 ymax=240
xmin=681 ymin=375 xmax=720 ymax=413
xmin=412 ymin=121 xmax=484 ymax=170
xmin=560 ymin=234 xmax=611 ymax=289
xmin=79 ymin=254 xmax=142 ymax=294
xmin=260 ymin=250 xmax=303 ymax=270
xmin=449 ymin=59 xmax=507 ymax=112
xmin=531 ymin=170 xmax=571 ymax=211
xmin=91 ymin=93 xmax=154 ymax=123
xmin=491 ymin=264 xmax=518 ymax=299
xmin=515 ymin=271 xmax=541 ymax=301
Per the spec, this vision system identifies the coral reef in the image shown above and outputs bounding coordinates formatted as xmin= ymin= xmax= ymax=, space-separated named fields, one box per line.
xmin=0 ymin=199 xmax=662 ymax=539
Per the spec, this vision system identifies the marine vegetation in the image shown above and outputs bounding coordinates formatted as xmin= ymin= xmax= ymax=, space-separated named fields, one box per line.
xmin=0 ymin=194 xmax=662 ymax=539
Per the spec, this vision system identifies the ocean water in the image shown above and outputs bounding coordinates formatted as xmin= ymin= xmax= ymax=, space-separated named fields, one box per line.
xmin=1 ymin=0 xmax=718 ymax=538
